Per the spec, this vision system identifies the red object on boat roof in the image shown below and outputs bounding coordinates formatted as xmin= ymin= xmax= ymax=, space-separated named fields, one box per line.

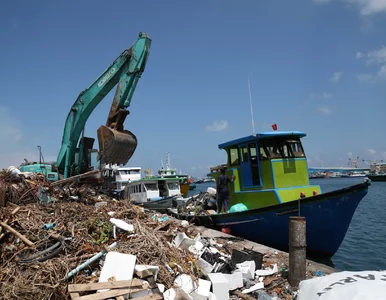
xmin=272 ymin=124 xmax=278 ymax=131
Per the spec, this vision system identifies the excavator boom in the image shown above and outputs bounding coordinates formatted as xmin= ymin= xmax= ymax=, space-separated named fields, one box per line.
xmin=56 ymin=32 xmax=151 ymax=178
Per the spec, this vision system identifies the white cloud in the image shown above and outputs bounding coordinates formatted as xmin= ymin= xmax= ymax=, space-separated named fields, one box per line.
xmin=348 ymin=152 xmax=353 ymax=158
xmin=356 ymin=46 xmax=386 ymax=82
xmin=367 ymin=148 xmax=377 ymax=155
xmin=366 ymin=46 xmax=386 ymax=65
xmin=356 ymin=52 xmax=364 ymax=59
xmin=205 ymin=120 xmax=228 ymax=132
xmin=317 ymin=106 xmax=332 ymax=114
xmin=322 ymin=92 xmax=332 ymax=98
xmin=330 ymin=72 xmax=343 ymax=83
xmin=314 ymin=0 xmax=386 ymax=16
xmin=353 ymin=0 xmax=386 ymax=15
xmin=307 ymin=155 xmax=325 ymax=167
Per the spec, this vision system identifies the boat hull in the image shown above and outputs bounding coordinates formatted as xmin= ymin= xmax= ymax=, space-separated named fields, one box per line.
xmin=367 ymin=174 xmax=386 ymax=181
xmin=171 ymin=181 xmax=370 ymax=258
xmin=142 ymin=196 xmax=176 ymax=213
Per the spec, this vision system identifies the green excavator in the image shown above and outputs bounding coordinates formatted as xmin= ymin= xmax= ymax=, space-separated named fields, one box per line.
xmin=19 ymin=32 xmax=151 ymax=182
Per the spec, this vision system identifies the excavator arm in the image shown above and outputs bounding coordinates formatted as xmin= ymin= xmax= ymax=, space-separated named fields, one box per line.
xmin=56 ymin=32 xmax=151 ymax=178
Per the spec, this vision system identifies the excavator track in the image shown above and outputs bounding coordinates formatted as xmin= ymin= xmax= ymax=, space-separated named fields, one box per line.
xmin=97 ymin=125 xmax=137 ymax=165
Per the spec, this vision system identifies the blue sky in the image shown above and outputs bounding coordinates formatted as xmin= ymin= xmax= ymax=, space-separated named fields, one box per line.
xmin=1 ymin=0 xmax=386 ymax=177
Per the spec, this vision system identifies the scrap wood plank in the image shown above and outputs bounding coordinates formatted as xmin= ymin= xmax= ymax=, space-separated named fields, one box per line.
xmin=68 ymin=279 xmax=143 ymax=292
xmin=116 ymin=297 xmax=125 ymax=300
xmin=70 ymin=293 xmax=80 ymax=300
xmin=134 ymin=295 xmax=163 ymax=300
xmin=75 ymin=287 xmax=146 ymax=300
xmin=135 ymin=268 xmax=154 ymax=279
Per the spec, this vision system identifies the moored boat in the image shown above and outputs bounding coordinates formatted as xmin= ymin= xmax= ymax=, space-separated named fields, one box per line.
xmin=123 ymin=174 xmax=189 ymax=212
xmin=189 ymin=183 xmax=197 ymax=190
xmin=367 ymin=173 xmax=386 ymax=181
xmin=157 ymin=153 xmax=191 ymax=197
xmin=170 ymin=131 xmax=371 ymax=257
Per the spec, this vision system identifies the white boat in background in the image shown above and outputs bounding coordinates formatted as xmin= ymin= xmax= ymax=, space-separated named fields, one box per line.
xmin=123 ymin=175 xmax=189 ymax=212
xmin=349 ymin=172 xmax=367 ymax=178
xmin=157 ymin=153 xmax=192 ymax=197
xmin=114 ymin=167 xmax=142 ymax=190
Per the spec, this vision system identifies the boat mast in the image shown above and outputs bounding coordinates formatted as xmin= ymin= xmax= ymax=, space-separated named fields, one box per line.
xmin=248 ymin=77 xmax=256 ymax=135
xmin=166 ymin=152 xmax=171 ymax=170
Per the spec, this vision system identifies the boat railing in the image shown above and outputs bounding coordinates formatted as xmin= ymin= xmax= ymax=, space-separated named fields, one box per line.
xmin=209 ymin=164 xmax=227 ymax=173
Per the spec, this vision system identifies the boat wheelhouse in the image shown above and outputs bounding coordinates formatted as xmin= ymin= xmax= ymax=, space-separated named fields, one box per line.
xmin=114 ymin=167 xmax=141 ymax=190
xmin=209 ymin=131 xmax=321 ymax=209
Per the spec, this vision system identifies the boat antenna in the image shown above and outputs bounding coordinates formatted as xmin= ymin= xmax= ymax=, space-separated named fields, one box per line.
xmin=166 ymin=152 xmax=171 ymax=170
xmin=248 ymin=77 xmax=256 ymax=135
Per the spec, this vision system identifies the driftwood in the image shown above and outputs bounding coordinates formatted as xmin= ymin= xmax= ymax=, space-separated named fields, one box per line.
xmin=0 ymin=221 xmax=34 ymax=247
xmin=231 ymin=290 xmax=257 ymax=300
xmin=51 ymin=169 xmax=100 ymax=186
xmin=11 ymin=206 xmax=21 ymax=215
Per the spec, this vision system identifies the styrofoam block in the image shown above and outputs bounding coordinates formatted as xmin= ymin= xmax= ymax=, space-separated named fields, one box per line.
xmin=235 ymin=260 xmax=256 ymax=280
xmin=224 ymin=271 xmax=244 ymax=290
xmin=174 ymin=232 xmax=196 ymax=249
xmin=207 ymin=187 xmax=217 ymax=195
xmin=189 ymin=241 xmax=204 ymax=255
xmin=209 ymin=292 xmax=218 ymax=300
xmin=134 ymin=264 xmax=160 ymax=281
xmin=192 ymin=279 xmax=212 ymax=300
xmin=110 ymin=218 xmax=134 ymax=232
xmin=99 ymin=252 xmax=136 ymax=283
xmin=208 ymin=273 xmax=229 ymax=300
xmin=164 ymin=287 xmax=193 ymax=300
xmin=174 ymin=274 xmax=197 ymax=294
xmin=255 ymin=263 xmax=278 ymax=276
xmin=198 ymin=257 xmax=214 ymax=275
xmin=242 ymin=282 xmax=264 ymax=294
xmin=157 ymin=284 xmax=165 ymax=293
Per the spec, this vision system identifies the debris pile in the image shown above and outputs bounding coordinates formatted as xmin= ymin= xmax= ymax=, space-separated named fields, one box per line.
xmin=0 ymin=170 xmax=326 ymax=300
xmin=177 ymin=191 xmax=217 ymax=216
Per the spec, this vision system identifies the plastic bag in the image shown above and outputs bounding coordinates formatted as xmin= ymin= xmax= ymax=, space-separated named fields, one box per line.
xmin=228 ymin=203 xmax=248 ymax=213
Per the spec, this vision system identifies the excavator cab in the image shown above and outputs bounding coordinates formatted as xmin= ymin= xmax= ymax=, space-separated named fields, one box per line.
xmin=97 ymin=126 xmax=137 ymax=165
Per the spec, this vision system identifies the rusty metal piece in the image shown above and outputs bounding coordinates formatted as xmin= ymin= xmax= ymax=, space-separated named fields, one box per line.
xmin=288 ymin=216 xmax=306 ymax=289
xmin=97 ymin=125 xmax=137 ymax=165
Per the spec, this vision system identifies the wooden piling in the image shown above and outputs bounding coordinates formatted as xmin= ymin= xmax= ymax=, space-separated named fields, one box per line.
xmin=288 ymin=216 xmax=306 ymax=289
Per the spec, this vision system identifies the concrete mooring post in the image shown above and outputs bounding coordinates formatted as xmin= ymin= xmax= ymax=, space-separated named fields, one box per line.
xmin=289 ymin=216 xmax=306 ymax=289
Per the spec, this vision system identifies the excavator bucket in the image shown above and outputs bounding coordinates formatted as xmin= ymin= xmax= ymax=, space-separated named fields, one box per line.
xmin=97 ymin=125 xmax=137 ymax=165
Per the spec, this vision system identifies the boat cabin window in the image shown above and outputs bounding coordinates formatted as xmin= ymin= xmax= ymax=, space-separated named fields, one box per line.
xmin=119 ymin=169 xmax=140 ymax=175
xmin=241 ymin=146 xmax=249 ymax=163
xmin=145 ymin=183 xmax=158 ymax=191
xmin=167 ymin=182 xmax=179 ymax=190
xmin=259 ymin=146 xmax=269 ymax=160
xmin=261 ymin=139 xmax=305 ymax=159
xmin=229 ymin=147 xmax=240 ymax=166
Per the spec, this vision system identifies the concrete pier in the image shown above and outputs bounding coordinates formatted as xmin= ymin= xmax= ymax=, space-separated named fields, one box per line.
xmin=194 ymin=226 xmax=335 ymax=275
xmin=288 ymin=216 xmax=307 ymax=289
